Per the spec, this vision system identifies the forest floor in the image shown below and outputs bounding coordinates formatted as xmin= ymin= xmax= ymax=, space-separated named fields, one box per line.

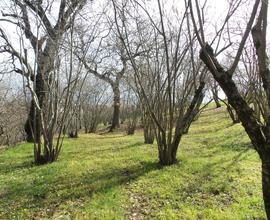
xmin=0 ymin=106 xmax=266 ymax=219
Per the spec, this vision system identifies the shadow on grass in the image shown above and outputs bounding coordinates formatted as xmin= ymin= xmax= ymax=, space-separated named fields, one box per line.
xmin=62 ymin=141 xmax=146 ymax=160
xmin=180 ymin=147 xmax=252 ymax=203
xmin=1 ymin=156 xmax=160 ymax=218
xmin=0 ymin=159 xmax=35 ymax=175
xmin=91 ymin=141 xmax=145 ymax=154
xmin=189 ymin=121 xmax=236 ymax=135
xmin=94 ymin=134 xmax=127 ymax=139
xmin=214 ymin=141 xmax=253 ymax=155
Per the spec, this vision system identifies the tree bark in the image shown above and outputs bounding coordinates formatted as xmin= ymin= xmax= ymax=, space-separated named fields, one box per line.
xmin=172 ymin=82 xmax=205 ymax=156
xmin=24 ymin=101 xmax=35 ymax=142
xmin=25 ymin=48 xmax=55 ymax=163
xmin=68 ymin=130 xmax=78 ymax=138
xmin=262 ymin=160 xmax=270 ymax=219
xmin=213 ymin=96 xmax=221 ymax=108
xmin=24 ymin=67 xmax=48 ymax=164
xmin=158 ymin=144 xmax=177 ymax=166
xmin=254 ymin=101 xmax=261 ymax=121
xmin=212 ymin=87 xmax=221 ymax=108
xmin=142 ymin=112 xmax=155 ymax=144
xmin=144 ymin=123 xmax=155 ymax=144
xmin=24 ymin=69 xmax=46 ymax=143
xmin=227 ymin=105 xmax=240 ymax=124
xmin=109 ymin=84 xmax=120 ymax=132
xmin=126 ymin=122 xmax=136 ymax=135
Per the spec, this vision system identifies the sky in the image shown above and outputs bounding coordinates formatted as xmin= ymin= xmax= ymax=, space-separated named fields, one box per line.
xmin=0 ymin=0 xmax=268 ymax=100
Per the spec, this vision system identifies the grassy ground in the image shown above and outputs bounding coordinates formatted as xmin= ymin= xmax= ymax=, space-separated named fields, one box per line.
xmin=0 ymin=107 xmax=265 ymax=219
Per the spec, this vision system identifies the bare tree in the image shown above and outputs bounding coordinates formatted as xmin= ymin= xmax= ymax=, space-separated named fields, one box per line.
xmin=79 ymin=46 xmax=126 ymax=132
xmin=112 ymin=0 xmax=206 ymax=165
xmin=0 ymin=0 xmax=86 ymax=163
xmin=189 ymin=0 xmax=270 ymax=217
xmin=75 ymin=11 xmax=126 ymax=131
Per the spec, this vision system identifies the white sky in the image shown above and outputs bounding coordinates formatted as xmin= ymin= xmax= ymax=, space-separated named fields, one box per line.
xmin=0 ymin=0 xmax=268 ymax=100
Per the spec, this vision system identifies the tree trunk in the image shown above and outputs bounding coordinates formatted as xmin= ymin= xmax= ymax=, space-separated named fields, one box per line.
xmin=126 ymin=122 xmax=136 ymax=135
xmin=25 ymin=54 xmax=48 ymax=144
xmin=88 ymin=121 xmax=98 ymax=133
xmin=173 ymin=82 xmax=205 ymax=154
xmin=262 ymin=160 xmax=270 ymax=219
xmin=158 ymin=145 xmax=177 ymax=166
xmin=182 ymin=108 xmax=201 ymax=134
xmin=144 ymin=124 xmax=155 ymax=144
xmin=68 ymin=130 xmax=78 ymax=138
xmin=69 ymin=114 xmax=79 ymax=137
xmin=26 ymin=69 xmax=47 ymax=163
xmin=254 ymin=101 xmax=261 ymax=121
xmin=25 ymin=51 xmax=57 ymax=164
xmin=214 ymin=97 xmax=221 ymax=108
xmin=156 ymin=132 xmax=177 ymax=166
xmin=142 ymin=112 xmax=155 ymax=144
xmin=24 ymin=100 xmax=35 ymax=142
xmin=211 ymin=81 xmax=221 ymax=108
xmin=109 ymin=84 xmax=120 ymax=132
xmin=213 ymin=90 xmax=221 ymax=108
xmin=227 ymin=105 xmax=240 ymax=124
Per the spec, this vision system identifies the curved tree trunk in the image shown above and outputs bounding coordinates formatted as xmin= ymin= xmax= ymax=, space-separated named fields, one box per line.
xmin=172 ymin=82 xmax=205 ymax=159
xmin=109 ymin=84 xmax=120 ymax=132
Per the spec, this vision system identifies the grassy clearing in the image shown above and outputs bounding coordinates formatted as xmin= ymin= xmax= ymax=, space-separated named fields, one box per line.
xmin=0 ymin=107 xmax=265 ymax=219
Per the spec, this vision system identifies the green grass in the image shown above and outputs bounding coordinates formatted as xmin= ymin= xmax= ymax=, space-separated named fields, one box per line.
xmin=0 ymin=107 xmax=266 ymax=219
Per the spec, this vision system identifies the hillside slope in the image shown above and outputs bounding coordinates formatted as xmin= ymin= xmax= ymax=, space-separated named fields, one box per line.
xmin=0 ymin=107 xmax=265 ymax=219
